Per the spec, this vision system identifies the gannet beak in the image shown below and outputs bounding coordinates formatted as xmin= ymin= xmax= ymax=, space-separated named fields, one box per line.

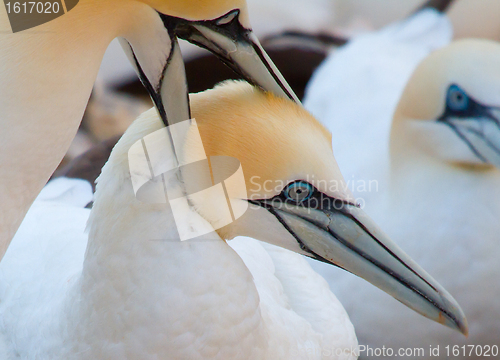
xmin=252 ymin=196 xmax=469 ymax=335
xmin=160 ymin=10 xmax=300 ymax=103
xmin=439 ymin=108 xmax=500 ymax=168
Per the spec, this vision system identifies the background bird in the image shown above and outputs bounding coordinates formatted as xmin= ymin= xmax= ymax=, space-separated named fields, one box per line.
xmin=305 ymin=34 xmax=500 ymax=358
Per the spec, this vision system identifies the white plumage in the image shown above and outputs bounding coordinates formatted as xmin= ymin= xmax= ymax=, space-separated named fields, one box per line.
xmin=304 ymin=9 xmax=500 ymax=358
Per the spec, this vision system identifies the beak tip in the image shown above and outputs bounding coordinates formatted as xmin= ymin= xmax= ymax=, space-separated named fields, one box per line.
xmin=440 ymin=302 xmax=468 ymax=336
xmin=446 ymin=314 xmax=469 ymax=337
xmin=457 ymin=317 xmax=469 ymax=337
xmin=438 ymin=292 xmax=469 ymax=336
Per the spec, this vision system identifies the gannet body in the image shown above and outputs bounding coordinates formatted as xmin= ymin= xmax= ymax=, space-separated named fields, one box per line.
xmin=305 ymin=35 xmax=500 ymax=357
xmin=0 ymin=0 xmax=298 ymax=262
xmin=0 ymin=81 xmax=467 ymax=359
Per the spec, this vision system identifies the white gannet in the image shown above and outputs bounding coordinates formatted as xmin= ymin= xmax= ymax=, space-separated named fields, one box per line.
xmin=305 ymin=38 xmax=500 ymax=358
xmin=0 ymin=0 xmax=300 ymax=262
xmin=6 ymin=175 xmax=360 ymax=360
xmin=0 ymin=81 xmax=467 ymax=359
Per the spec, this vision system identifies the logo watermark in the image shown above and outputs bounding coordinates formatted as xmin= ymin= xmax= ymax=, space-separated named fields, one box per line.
xmin=249 ymin=175 xmax=379 ymax=197
xmin=290 ymin=344 xmax=499 ymax=358
xmin=248 ymin=175 xmax=379 ymax=211
xmin=3 ymin=1 xmax=79 ymax=32
xmin=128 ymin=118 xmax=248 ymax=241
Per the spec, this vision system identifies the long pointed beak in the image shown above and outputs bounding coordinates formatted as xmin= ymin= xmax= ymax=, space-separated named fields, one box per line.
xmin=439 ymin=109 xmax=500 ymax=168
xmin=255 ymin=197 xmax=468 ymax=335
xmin=160 ymin=10 xmax=300 ymax=103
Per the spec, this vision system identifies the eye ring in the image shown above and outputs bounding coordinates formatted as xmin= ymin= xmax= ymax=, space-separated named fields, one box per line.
xmin=284 ymin=181 xmax=314 ymax=202
xmin=447 ymin=85 xmax=469 ymax=112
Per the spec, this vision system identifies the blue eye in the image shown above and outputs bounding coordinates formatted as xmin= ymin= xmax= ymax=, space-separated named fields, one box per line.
xmin=284 ymin=182 xmax=313 ymax=202
xmin=447 ymin=85 xmax=469 ymax=112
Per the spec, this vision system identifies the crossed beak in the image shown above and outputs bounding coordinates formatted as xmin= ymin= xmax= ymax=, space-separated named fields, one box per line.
xmin=159 ymin=9 xmax=300 ymax=103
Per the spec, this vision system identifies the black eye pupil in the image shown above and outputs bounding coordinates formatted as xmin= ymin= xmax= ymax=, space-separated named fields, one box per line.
xmin=292 ymin=188 xmax=307 ymax=200
xmin=452 ymin=92 xmax=465 ymax=106
xmin=284 ymin=182 xmax=313 ymax=202
xmin=447 ymin=85 xmax=469 ymax=111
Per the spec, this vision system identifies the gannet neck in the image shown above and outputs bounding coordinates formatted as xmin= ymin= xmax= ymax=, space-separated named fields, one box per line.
xmin=62 ymin=111 xmax=269 ymax=359
xmin=0 ymin=0 xmax=154 ymax=259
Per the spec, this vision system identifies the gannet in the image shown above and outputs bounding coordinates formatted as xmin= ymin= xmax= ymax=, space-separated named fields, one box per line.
xmin=0 ymin=81 xmax=466 ymax=359
xmin=0 ymin=0 xmax=300 ymax=262
xmin=305 ymin=38 xmax=500 ymax=358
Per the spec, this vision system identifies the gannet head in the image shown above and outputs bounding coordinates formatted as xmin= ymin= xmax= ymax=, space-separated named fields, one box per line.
xmin=391 ymin=39 xmax=500 ymax=169
xmin=118 ymin=0 xmax=298 ymax=125
xmin=167 ymin=81 xmax=467 ymax=335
